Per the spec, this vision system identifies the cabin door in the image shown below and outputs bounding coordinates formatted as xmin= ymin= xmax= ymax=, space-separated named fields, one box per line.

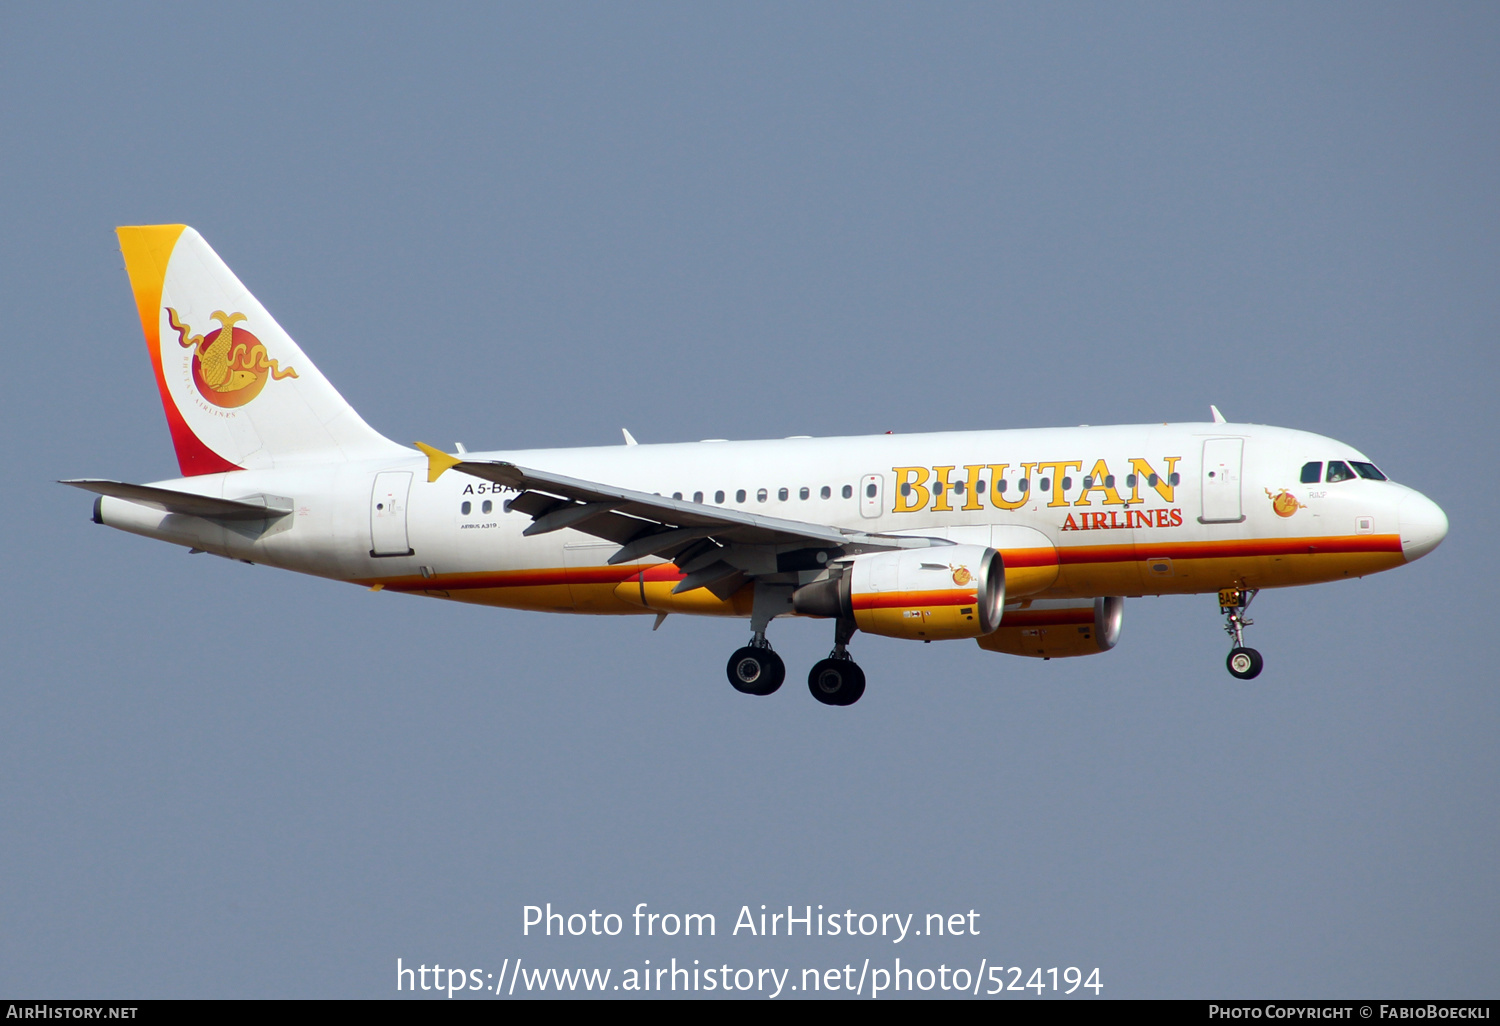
xmin=1200 ymin=438 xmax=1244 ymax=523
xmin=370 ymin=471 xmax=414 ymax=556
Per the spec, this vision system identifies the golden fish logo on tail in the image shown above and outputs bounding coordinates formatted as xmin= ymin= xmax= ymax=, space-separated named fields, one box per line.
xmin=166 ymin=307 xmax=297 ymax=408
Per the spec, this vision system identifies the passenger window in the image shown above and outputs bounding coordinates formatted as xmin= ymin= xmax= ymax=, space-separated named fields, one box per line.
xmin=820 ymin=485 xmax=831 ymax=499
xmin=954 ymin=480 xmax=965 ymax=495
xmin=1147 ymin=474 xmax=1158 ymax=487
xmin=672 ymin=492 xmax=682 ymax=500
xmin=1105 ymin=475 xmax=1115 ymax=488
xmin=693 ymin=491 xmax=703 ymax=503
xmin=1326 ymin=461 xmax=1355 ymax=483
xmin=799 ymin=487 xmax=809 ymax=500
xmin=1301 ymin=462 xmax=1322 ymax=484
xmin=976 ymin=478 xmax=986 ymax=493
xmin=1038 ymin=477 xmax=1050 ymax=491
xmin=1351 ymin=462 xmax=1387 ymax=481
xmin=1126 ymin=474 xmax=1136 ymax=488
xmin=1017 ymin=479 xmax=1028 ymax=493
xmin=1061 ymin=476 xmax=1072 ymax=490
xmin=736 ymin=489 xmax=746 ymax=503
xmin=866 ymin=482 xmax=877 ymax=498
xmin=842 ymin=485 xmax=853 ymax=499
xmin=461 ymin=501 xmax=472 ymax=515
xmin=757 ymin=488 xmax=768 ymax=502
xmin=481 ymin=500 xmax=492 ymax=514
xmin=1083 ymin=476 xmax=1093 ymax=489
xmin=933 ymin=480 xmax=944 ymax=496
xmin=777 ymin=487 xmax=788 ymax=501
xmin=1170 ymin=473 xmax=1180 ymax=486
xmin=715 ymin=490 xmax=725 ymax=504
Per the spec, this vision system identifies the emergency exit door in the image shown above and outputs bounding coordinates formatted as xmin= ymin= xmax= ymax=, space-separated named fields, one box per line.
xmin=1200 ymin=438 xmax=1244 ymax=523
xmin=370 ymin=471 xmax=415 ymax=556
xmin=860 ymin=474 xmax=883 ymax=519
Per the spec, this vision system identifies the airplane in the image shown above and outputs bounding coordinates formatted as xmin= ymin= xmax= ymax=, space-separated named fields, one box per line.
xmin=65 ymin=225 xmax=1450 ymax=706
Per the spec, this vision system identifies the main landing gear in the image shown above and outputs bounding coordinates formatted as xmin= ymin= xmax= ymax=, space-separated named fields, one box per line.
xmin=1220 ymin=587 xmax=1263 ymax=680
xmin=807 ymin=618 xmax=864 ymax=707
xmin=724 ymin=596 xmax=866 ymax=706
xmin=726 ymin=640 xmax=785 ymax=696
xmin=727 ymin=585 xmax=789 ymax=696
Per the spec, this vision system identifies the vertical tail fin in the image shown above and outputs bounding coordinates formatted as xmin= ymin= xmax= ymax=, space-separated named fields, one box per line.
xmin=117 ymin=225 xmax=406 ymax=475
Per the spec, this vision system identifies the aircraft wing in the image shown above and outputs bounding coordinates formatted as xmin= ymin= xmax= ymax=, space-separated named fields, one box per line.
xmin=416 ymin=443 xmax=945 ymax=597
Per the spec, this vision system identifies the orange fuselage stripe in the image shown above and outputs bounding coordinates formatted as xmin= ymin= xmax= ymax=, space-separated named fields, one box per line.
xmin=355 ymin=534 xmax=1403 ymax=594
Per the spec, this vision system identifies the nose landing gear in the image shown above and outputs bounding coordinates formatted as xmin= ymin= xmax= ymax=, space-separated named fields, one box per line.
xmin=1220 ymin=587 xmax=1263 ymax=680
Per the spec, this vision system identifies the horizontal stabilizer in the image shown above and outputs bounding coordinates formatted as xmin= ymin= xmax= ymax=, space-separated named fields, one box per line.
xmin=60 ymin=479 xmax=292 ymax=521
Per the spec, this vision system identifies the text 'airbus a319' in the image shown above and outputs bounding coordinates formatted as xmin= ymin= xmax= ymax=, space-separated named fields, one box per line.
xmin=66 ymin=226 xmax=1449 ymax=706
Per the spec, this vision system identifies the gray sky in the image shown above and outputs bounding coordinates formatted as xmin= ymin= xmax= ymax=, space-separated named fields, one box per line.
xmin=1 ymin=2 xmax=1495 ymax=999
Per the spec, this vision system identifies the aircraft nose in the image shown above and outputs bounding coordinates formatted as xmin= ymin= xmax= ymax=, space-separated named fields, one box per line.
xmin=1398 ymin=490 xmax=1449 ymax=561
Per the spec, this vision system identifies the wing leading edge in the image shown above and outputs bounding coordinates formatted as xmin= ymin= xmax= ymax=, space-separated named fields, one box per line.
xmin=415 ymin=443 xmax=947 ymax=597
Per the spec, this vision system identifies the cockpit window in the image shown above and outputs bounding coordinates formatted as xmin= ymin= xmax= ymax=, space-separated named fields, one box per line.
xmin=1325 ymin=460 xmax=1355 ymax=483
xmin=1350 ymin=461 xmax=1387 ymax=481
xmin=1300 ymin=461 xmax=1322 ymax=484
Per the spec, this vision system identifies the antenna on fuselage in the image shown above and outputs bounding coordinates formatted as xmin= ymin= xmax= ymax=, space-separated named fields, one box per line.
xmin=1210 ymin=405 xmax=1227 ymax=424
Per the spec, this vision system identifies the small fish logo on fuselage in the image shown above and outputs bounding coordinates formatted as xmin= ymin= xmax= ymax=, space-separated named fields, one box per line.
xmin=1266 ymin=488 xmax=1307 ymax=518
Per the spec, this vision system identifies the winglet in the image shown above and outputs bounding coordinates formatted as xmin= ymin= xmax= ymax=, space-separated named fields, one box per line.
xmin=1210 ymin=405 xmax=1227 ymax=424
xmin=414 ymin=441 xmax=462 ymax=482
xmin=622 ymin=428 xmax=638 ymax=446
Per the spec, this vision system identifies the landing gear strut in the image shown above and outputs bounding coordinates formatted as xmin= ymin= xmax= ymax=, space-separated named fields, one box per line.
xmin=808 ymin=618 xmax=865 ymax=706
xmin=1220 ymin=587 xmax=1263 ymax=680
xmin=727 ymin=584 xmax=791 ymax=696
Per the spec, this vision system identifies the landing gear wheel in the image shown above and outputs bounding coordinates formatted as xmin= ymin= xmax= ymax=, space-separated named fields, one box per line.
xmin=807 ymin=658 xmax=866 ymax=706
xmin=727 ymin=646 xmax=784 ymax=696
xmin=1227 ymin=647 xmax=1263 ymax=680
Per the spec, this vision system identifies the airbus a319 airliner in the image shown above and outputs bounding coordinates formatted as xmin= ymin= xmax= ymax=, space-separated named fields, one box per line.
xmin=68 ymin=226 xmax=1449 ymax=706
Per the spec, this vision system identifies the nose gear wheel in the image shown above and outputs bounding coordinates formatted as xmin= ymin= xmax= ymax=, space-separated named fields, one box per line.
xmin=1219 ymin=588 xmax=1264 ymax=680
xmin=1227 ymin=647 xmax=1263 ymax=680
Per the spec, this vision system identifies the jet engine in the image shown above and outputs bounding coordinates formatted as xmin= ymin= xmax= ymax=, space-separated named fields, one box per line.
xmin=976 ymin=597 xmax=1124 ymax=658
xmin=792 ymin=544 xmax=1004 ymax=641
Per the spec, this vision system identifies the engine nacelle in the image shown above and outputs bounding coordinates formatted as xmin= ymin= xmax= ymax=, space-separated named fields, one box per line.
xmin=976 ymin=596 xmax=1124 ymax=658
xmin=792 ymin=545 xmax=1004 ymax=641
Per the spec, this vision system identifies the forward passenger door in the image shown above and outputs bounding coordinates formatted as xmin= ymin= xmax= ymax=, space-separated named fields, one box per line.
xmin=1200 ymin=438 xmax=1244 ymax=524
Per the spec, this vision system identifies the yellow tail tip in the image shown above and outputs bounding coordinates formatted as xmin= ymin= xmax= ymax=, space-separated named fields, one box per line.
xmin=414 ymin=441 xmax=462 ymax=482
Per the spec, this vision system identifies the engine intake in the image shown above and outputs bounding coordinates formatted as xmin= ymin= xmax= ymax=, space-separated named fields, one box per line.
xmin=793 ymin=544 xmax=1004 ymax=641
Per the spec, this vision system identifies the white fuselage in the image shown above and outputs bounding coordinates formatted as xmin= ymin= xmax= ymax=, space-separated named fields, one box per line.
xmin=97 ymin=421 xmax=1447 ymax=621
